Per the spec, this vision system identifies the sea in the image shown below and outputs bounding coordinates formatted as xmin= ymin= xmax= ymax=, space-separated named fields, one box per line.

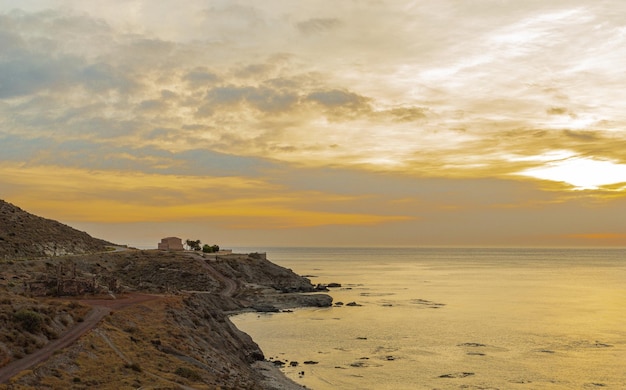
xmin=230 ymin=247 xmax=626 ymax=390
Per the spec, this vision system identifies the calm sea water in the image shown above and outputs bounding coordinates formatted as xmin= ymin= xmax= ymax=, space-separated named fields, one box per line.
xmin=231 ymin=247 xmax=626 ymax=389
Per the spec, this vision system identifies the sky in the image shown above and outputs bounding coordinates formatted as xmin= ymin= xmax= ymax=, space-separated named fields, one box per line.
xmin=1 ymin=0 xmax=626 ymax=248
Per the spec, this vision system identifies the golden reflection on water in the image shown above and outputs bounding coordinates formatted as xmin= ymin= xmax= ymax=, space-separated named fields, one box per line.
xmin=232 ymin=248 xmax=626 ymax=389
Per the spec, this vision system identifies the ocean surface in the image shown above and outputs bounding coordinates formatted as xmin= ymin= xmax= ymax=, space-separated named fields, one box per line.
xmin=231 ymin=247 xmax=626 ymax=390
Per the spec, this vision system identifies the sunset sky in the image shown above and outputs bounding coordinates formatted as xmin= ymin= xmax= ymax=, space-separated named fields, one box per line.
xmin=1 ymin=1 xmax=626 ymax=248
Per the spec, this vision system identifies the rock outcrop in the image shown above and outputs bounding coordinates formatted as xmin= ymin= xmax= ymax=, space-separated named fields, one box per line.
xmin=0 ymin=249 xmax=326 ymax=389
xmin=0 ymin=200 xmax=112 ymax=259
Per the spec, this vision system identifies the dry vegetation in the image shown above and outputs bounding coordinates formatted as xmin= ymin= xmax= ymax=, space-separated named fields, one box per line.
xmin=0 ymin=200 xmax=112 ymax=260
xmin=0 ymin=200 xmax=326 ymax=389
xmin=0 ymin=295 xmax=89 ymax=367
xmin=6 ymin=295 xmax=265 ymax=389
xmin=0 ymin=250 xmax=327 ymax=389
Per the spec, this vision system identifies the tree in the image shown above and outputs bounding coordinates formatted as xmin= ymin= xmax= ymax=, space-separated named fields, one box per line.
xmin=185 ymin=239 xmax=201 ymax=251
xmin=202 ymin=244 xmax=220 ymax=253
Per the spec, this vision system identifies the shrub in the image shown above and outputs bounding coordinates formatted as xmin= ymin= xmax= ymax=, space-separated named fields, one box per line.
xmin=13 ymin=309 xmax=43 ymax=333
xmin=175 ymin=366 xmax=202 ymax=381
xmin=124 ymin=362 xmax=142 ymax=372
xmin=68 ymin=301 xmax=82 ymax=310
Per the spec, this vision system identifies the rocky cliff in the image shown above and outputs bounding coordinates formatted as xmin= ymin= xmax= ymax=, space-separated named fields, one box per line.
xmin=0 ymin=201 xmax=331 ymax=389
xmin=0 ymin=200 xmax=112 ymax=259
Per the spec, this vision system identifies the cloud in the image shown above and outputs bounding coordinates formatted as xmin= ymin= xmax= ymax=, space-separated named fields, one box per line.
xmin=0 ymin=161 xmax=412 ymax=229
xmin=0 ymin=12 xmax=136 ymax=100
xmin=204 ymin=85 xmax=299 ymax=113
xmin=305 ymin=89 xmax=371 ymax=119
xmin=234 ymin=63 xmax=275 ymax=79
xmin=306 ymin=89 xmax=368 ymax=107
xmin=386 ymin=107 xmax=428 ymax=122
xmin=546 ymin=107 xmax=569 ymax=115
xmin=2 ymin=1 xmax=626 ymax=248
xmin=0 ymin=52 xmax=76 ymax=98
xmin=183 ymin=67 xmax=220 ymax=86
xmin=138 ymin=99 xmax=168 ymax=112
xmin=79 ymin=62 xmax=136 ymax=92
xmin=296 ymin=17 xmax=342 ymax=34
xmin=567 ymin=233 xmax=626 ymax=241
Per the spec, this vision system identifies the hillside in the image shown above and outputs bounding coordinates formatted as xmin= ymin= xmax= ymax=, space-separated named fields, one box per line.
xmin=0 ymin=201 xmax=331 ymax=389
xmin=0 ymin=200 xmax=113 ymax=259
xmin=0 ymin=250 xmax=332 ymax=389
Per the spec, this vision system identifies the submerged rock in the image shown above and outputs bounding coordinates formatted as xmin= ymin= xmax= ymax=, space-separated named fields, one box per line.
xmin=439 ymin=372 xmax=475 ymax=378
xmin=315 ymin=284 xmax=329 ymax=291
xmin=412 ymin=298 xmax=446 ymax=308
xmin=458 ymin=342 xmax=486 ymax=347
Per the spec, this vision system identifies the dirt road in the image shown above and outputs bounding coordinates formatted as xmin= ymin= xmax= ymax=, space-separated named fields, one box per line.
xmin=0 ymin=254 xmax=238 ymax=385
xmin=188 ymin=253 xmax=238 ymax=297
xmin=0 ymin=294 xmax=159 ymax=384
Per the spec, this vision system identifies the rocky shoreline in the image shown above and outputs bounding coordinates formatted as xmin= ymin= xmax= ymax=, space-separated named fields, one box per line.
xmin=0 ymin=250 xmax=333 ymax=389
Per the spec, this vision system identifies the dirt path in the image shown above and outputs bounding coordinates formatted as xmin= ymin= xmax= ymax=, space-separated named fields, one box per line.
xmin=0 ymin=293 xmax=159 ymax=384
xmin=209 ymin=263 xmax=237 ymax=297
xmin=188 ymin=253 xmax=238 ymax=297
xmin=0 ymin=254 xmax=240 ymax=385
xmin=80 ymin=293 xmax=159 ymax=309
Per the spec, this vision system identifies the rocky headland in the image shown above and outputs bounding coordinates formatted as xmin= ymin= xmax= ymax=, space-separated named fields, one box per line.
xmin=0 ymin=200 xmax=332 ymax=389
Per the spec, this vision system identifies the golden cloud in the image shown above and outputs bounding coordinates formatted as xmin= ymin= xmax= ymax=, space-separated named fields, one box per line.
xmin=0 ymin=162 xmax=411 ymax=228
